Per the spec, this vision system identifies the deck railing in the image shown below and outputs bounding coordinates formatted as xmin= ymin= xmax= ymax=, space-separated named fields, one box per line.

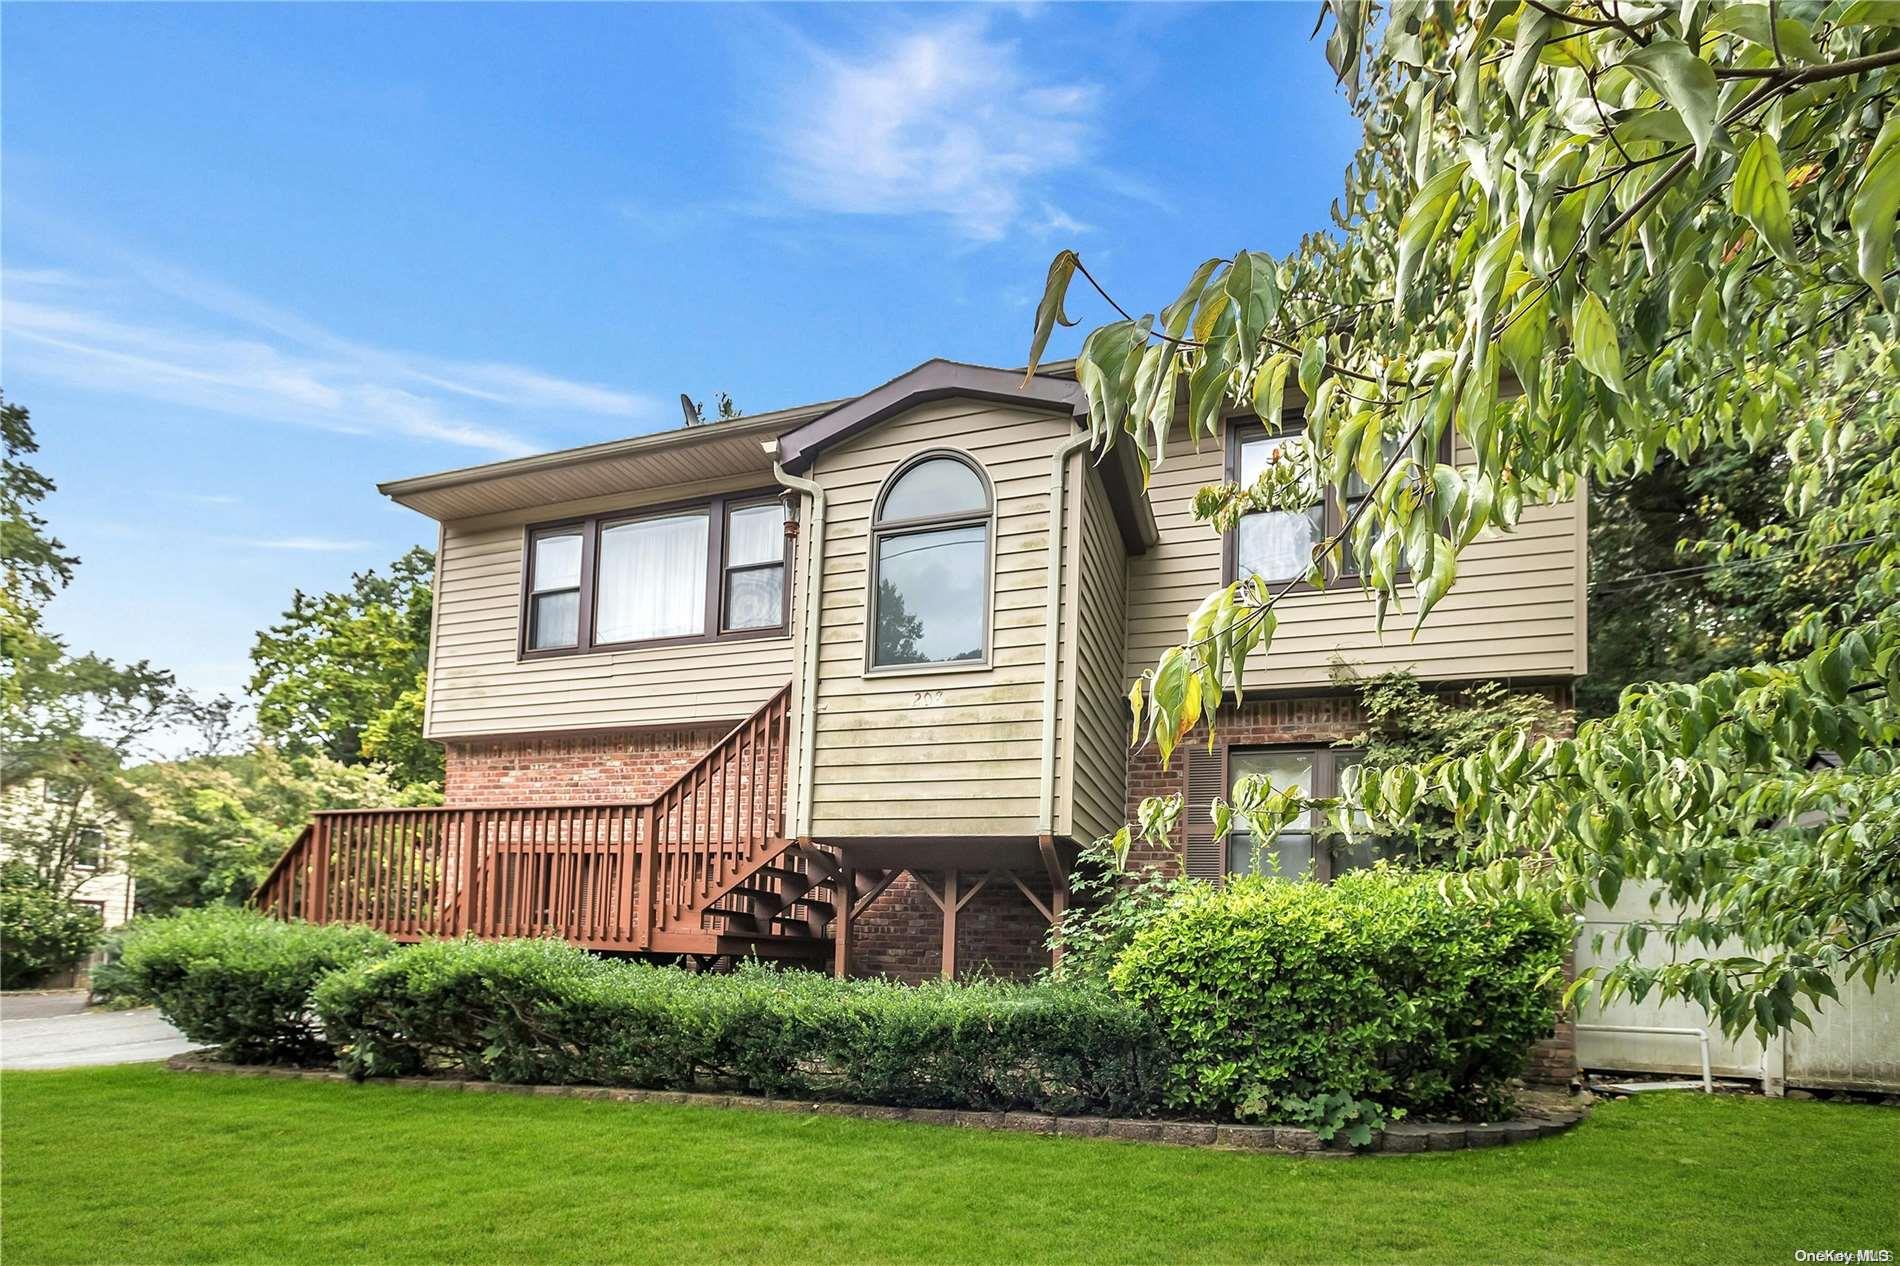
xmin=252 ymin=685 xmax=798 ymax=952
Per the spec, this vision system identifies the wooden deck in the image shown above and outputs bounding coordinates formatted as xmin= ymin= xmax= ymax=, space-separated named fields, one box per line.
xmin=253 ymin=685 xmax=837 ymax=962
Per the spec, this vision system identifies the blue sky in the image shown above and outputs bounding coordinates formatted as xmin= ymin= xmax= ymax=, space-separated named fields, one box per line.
xmin=1 ymin=2 xmax=1360 ymax=738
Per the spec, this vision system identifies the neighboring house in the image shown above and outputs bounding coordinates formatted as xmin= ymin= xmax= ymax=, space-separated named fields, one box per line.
xmin=256 ymin=359 xmax=1587 ymax=986
xmin=0 ymin=776 xmax=138 ymax=930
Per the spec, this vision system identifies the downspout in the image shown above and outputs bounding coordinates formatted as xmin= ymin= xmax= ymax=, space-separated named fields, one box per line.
xmin=1038 ymin=430 xmax=1094 ymax=836
xmin=768 ymin=442 xmax=827 ymax=839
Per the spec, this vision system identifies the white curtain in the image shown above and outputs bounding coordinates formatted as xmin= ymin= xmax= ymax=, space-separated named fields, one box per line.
xmin=1238 ymin=508 xmax=1320 ymax=582
xmin=726 ymin=503 xmax=783 ymax=565
xmin=596 ymin=512 xmax=708 ymax=642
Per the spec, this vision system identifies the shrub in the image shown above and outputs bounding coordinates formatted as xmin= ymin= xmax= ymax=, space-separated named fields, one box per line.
xmin=1108 ymin=869 xmax=1566 ymax=1123
xmin=0 ymin=861 xmax=105 ymax=988
xmin=115 ymin=908 xmax=393 ymax=1063
xmin=84 ymin=920 xmax=150 ymax=1008
xmin=314 ymin=937 xmax=1164 ymax=1114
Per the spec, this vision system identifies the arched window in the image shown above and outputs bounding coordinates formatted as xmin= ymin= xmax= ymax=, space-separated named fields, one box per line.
xmin=869 ymin=452 xmax=992 ymax=669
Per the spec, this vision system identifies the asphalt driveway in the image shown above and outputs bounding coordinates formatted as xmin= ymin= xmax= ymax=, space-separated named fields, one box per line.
xmin=0 ymin=991 xmax=196 ymax=1070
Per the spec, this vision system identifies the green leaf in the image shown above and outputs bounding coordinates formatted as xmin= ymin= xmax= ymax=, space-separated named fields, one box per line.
xmin=1498 ymin=280 xmax=1548 ymax=405
xmin=1394 ymin=160 xmax=1471 ymax=313
xmin=1412 ymin=545 xmax=1457 ymax=635
xmin=1620 ymin=40 xmax=1721 ymax=166
xmin=1503 ymin=1 xmax=1553 ymax=113
xmin=1127 ymin=677 xmax=1145 ymax=749
xmin=1252 ymin=352 xmax=1291 ymax=430
xmin=1849 ymin=114 xmax=1900 ymax=307
xmin=1572 ymin=290 xmax=1627 ymax=395
xmin=1733 ymin=132 xmax=1799 ymax=267
xmin=1298 ymin=336 xmax=1327 ymax=399
xmin=1704 ymin=5 xmax=1823 ymax=62
xmin=1226 ymin=250 xmax=1282 ymax=360
xmin=1025 ymin=250 xmax=1080 ymax=383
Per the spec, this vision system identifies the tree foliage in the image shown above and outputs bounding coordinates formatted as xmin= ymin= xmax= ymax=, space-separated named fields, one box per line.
xmin=127 ymin=746 xmax=442 ymax=917
xmin=1 ymin=393 xmax=219 ymax=896
xmin=248 ymin=547 xmax=440 ymax=786
xmin=0 ymin=860 xmax=104 ymax=987
xmin=1029 ymin=1 xmax=1900 ymax=1037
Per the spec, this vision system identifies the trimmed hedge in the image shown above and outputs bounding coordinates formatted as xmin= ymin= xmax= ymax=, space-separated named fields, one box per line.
xmin=116 ymin=908 xmax=394 ymax=1064
xmin=1108 ymin=869 xmax=1566 ymax=1122
xmin=313 ymin=937 xmax=1164 ymax=1115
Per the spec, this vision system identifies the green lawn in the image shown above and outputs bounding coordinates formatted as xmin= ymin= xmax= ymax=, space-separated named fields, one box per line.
xmin=2 ymin=1066 xmax=1893 ymax=1265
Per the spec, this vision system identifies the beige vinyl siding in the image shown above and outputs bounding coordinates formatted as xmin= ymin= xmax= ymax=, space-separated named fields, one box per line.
xmin=1126 ymin=420 xmax=1586 ymax=686
xmin=1059 ymin=462 xmax=1130 ymax=842
xmin=425 ymin=475 xmax=798 ymax=739
xmin=807 ymin=399 xmax=1072 ymax=837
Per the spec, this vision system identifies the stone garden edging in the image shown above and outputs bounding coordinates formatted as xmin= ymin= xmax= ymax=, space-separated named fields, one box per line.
xmin=164 ymin=1051 xmax=1587 ymax=1156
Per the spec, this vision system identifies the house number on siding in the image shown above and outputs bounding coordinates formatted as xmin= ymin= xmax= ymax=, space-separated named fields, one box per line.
xmin=910 ymin=690 xmax=946 ymax=707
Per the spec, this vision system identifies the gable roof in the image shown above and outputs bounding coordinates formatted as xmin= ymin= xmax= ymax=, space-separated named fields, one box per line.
xmin=774 ymin=359 xmax=1085 ymax=472
xmin=379 ymin=356 xmax=1155 ymax=551
xmin=773 ymin=358 xmax=1154 ymax=552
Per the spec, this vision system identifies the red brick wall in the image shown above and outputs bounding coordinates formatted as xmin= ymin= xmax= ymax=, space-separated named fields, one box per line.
xmin=442 ymin=728 xmax=726 ymax=807
xmin=852 ymin=870 xmax=1056 ymax=984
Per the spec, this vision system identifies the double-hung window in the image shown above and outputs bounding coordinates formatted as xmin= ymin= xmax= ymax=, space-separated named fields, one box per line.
xmin=74 ymin=825 xmax=107 ymax=871
xmin=1227 ymin=416 xmax=1450 ymax=586
xmin=521 ymin=493 xmax=788 ymax=657
xmin=1226 ymin=746 xmax=1393 ymax=881
xmin=1233 ymin=425 xmax=1325 ymax=586
xmin=526 ymin=531 xmax=583 ymax=650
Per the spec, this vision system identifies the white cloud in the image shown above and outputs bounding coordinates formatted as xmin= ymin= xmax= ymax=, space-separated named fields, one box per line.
xmin=0 ymin=255 xmax=661 ymax=457
xmin=765 ymin=16 xmax=1100 ymax=242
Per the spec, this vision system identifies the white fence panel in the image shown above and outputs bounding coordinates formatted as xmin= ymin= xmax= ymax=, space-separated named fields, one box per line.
xmin=1576 ymin=884 xmax=1898 ymax=1093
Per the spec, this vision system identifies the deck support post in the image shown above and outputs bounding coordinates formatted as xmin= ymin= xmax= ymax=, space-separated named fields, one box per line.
xmin=833 ymin=863 xmax=855 ymax=979
xmin=940 ymin=868 xmax=958 ymax=981
xmin=1038 ymin=835 xmax=1070 ymax=969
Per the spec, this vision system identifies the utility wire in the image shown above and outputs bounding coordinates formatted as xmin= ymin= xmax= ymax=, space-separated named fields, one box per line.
xmin=1590 ymin=534 xmax=1888 ymax=597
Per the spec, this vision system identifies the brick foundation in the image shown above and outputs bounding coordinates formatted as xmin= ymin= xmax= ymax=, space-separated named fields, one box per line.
xmin=442 ymin=728 xmax=726 ymax=807
xmin=851 ymin=870 xmax=1056 ymax=984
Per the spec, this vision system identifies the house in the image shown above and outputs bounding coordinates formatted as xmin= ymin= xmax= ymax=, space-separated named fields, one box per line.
xmin=0 ymin=777 xmax=138 ymax=931
xmin=256 ymin=358 xmax=1587 ymax=983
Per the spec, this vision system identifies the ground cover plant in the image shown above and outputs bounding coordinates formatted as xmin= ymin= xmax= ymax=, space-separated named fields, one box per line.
xmin=2 ymin=1065 xmax=1892 ymax=1266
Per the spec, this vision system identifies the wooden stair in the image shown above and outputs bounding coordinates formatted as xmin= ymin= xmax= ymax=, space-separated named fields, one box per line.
xmin=254 ymin=684 xmax=840 ymax=963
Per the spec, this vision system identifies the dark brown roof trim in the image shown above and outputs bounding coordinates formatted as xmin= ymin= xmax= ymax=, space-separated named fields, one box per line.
xmin=1096 ymin=437 xmax=1160 ymax=554
xmin=776 ymin=358 xmax=1154 ymax=553
xmin=776 ymin=359 xmax=1085 ymax=472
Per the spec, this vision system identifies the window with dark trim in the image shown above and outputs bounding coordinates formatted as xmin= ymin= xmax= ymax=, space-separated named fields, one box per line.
xmin=74 ymin=825 xmax=107 ymax=871
xmin=43 ymin=780 xmax=80 ymax=805
xmin=1225 ymin=745 xmax=1399 ymax=881
xmin=1224 ymin=416 xmax=1451 ymax=586
xmin=868 ymin=452 xmax=992 ymax=671
xmin=520 ymin=491 xmax=789 ymax=658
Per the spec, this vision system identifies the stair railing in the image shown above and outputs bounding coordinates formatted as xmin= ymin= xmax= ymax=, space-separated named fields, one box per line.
xmin=252 ymin=684 xmax=795 ymax=950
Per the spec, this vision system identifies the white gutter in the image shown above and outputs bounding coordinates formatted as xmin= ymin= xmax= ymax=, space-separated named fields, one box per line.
xmin=1038 ymin=432 xmax=1094 ymax=835
xmin=769 ymin=443 xmax=827 ymax=839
